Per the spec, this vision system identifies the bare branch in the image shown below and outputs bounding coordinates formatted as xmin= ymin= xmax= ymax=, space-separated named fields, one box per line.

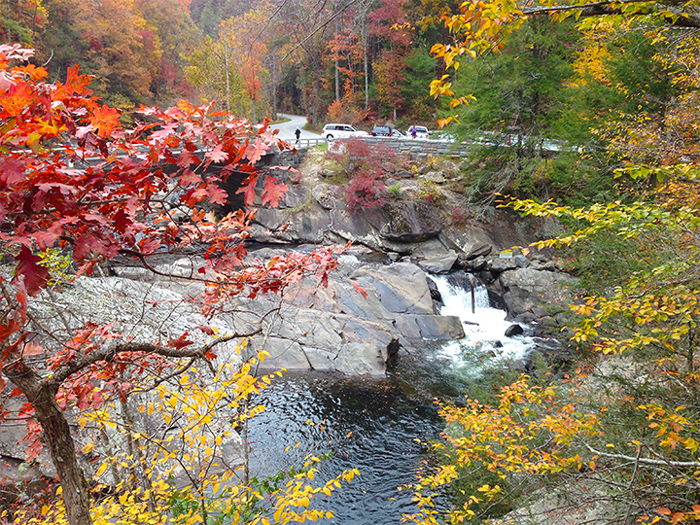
xmin=48 ymin=329 xmax=262 ymax=387
xmin=583 ymin=442 xmax=700 ymax=468
xmin=523 ymin=0 xmax=700 ymax=28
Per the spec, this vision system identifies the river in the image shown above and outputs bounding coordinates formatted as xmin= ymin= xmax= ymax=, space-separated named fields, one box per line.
xmin=247 ymin=274 xmax=535 ymax=524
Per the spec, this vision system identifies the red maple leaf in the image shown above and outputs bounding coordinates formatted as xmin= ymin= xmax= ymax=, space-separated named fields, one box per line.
xmin=13 ymin=246 xmax=49 ymax=296
xmin=89 ymin=104 xmax=121 ymax=138
xmin=169 ymin=333 xmax=194 ymax=350
xmin=236 ymin=174 xmax=259 ymax=206
xmin=32 ymin=230 xmax=59 ymax=250
xmin=206 ymin=145 xmax=229 ymax=163
xmin=0 ymin=157 xmax=25 ymax=186
xmin=180 ymin=169 xmax=202 ymax=186
xmin=177 ymin=148 xmax=198 ymax=168
xmin=207 ymin=183 xmax=228 ymax=205
xmin=138 ymin=236 xmax=161 ymax=255
xmin=244 ymin=138 xmax=269 ymax=164
xmin=112 ymin=208 xmax=131 ymax=233
xmin=352 ymin=282 xmax=369 ymax=299
xmin=16 ymin=64 xmax=49 ymax=82
xmin=22 ymin=342 xmax=44 ymax=356
xmin=261 ymin=176 xmax=288 ymax=208
xmin=74 ymin=232 xmax=118 ymax=262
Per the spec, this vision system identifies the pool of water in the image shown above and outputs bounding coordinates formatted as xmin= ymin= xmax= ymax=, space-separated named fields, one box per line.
xmin=246 ymin=273 xmax=537 ymax=524
xmin=248 ymin=369 xmax=444 ymax=524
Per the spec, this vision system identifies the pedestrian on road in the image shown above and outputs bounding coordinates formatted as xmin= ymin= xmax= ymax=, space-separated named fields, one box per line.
xmin=295 ymin=127 xmax=301 ymax=145
xmin=410 ymin=126 xmax=417 ymax=139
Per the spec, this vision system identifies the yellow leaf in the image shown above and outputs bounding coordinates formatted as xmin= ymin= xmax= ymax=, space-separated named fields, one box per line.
xmin=95 ymin=462 xmax=108 ymax=478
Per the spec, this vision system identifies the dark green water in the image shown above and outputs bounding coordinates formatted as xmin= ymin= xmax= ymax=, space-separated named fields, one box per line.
xmin=247 ymin=354 xmax=465 ymax=524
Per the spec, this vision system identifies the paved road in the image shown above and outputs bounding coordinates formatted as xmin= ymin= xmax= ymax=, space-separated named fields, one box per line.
xmin=269 ymin=113 xmax=321 ymax=142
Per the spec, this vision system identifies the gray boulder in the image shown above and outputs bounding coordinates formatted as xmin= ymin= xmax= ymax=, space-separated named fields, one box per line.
xmin=498 ymin=267 xmax=577 ymax=319
xmin=364 ymin=201 xmax=445 ymax=243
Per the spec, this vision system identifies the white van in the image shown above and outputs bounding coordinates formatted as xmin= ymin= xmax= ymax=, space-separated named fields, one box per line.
xmin=322 ymin=123 xmax=369 ymax=140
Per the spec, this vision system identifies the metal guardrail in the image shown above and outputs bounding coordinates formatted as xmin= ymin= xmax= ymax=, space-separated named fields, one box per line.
xmin=291 ymin=138 xmax=328 ymax=149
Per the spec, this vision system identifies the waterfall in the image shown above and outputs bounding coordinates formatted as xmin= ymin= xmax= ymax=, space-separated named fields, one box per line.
xmin=430 ymin=274 xmax=535 ymax=373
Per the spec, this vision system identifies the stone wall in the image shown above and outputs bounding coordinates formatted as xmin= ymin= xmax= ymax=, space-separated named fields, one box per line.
xmin=267 ymin=138 xmax=470 ymax=167
xmin=358 ymin=137 xmax=471 ymax=159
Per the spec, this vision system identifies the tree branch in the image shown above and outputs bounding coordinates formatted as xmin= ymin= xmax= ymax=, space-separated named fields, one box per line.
xmin=523 ymin=0 xmax=700 ymax=28
xmin=583 ymin=442 xmax=700 ymax=467
xmin=48 ymin=329 xmax=262 ymax=387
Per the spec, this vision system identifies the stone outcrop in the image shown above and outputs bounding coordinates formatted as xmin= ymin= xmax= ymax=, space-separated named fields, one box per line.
xmin=44 ymin=253 xmax=463 ymax=379
xmin=222 ymin=254 xmax=464 ymax=376
xmin=244 ymin=149 xmax=578 ymax=336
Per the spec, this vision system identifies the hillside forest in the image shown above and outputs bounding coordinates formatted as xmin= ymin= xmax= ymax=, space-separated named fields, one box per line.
xmin=1 ymin=0 xmax=449 ymax=128
xmin=3 ymin=0 xmax=700 ymax=524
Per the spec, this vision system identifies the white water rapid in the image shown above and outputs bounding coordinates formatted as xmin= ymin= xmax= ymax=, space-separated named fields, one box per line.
xmin=430 ymin=274 xmax=535 ymax=375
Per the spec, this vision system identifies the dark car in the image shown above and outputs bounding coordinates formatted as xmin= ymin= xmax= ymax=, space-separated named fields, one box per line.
xmin=371 ymin=124 xmax=392 ymax=137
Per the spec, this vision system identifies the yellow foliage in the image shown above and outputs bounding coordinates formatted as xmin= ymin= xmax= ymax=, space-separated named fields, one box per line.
xmin=14 ymin=345 xmax=357 ymax=525
xmin=403 ymin=376 xmax=601 ymax=523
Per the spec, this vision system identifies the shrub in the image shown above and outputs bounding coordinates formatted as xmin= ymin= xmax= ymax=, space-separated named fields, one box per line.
xmin=449 ymin=205 xmax=470 ymax=227
xmin=417 ymin=180 xmax=444 ymax=205
xmin=345 ymin=171 xmax=387 ymax=209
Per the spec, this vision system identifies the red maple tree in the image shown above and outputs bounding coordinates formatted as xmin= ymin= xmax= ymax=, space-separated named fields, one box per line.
xmin=0 ymin=43 xmax=341 ymax=525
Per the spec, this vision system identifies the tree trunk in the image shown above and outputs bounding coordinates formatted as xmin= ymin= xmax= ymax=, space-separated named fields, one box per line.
xmin=6 ymin=0 xmax=11 ymax=43
xmin=272 ymin=53 xmax=278 ymax=118
xmin=334 ymin=4 xmax=340 ymax=102
xmin=223 ymin=33 xmax=231 ymax=113
xmin=363 ymin=22 xmax=369 ymax=110
xmin=5 ymin=361 xmax=93 ymax=525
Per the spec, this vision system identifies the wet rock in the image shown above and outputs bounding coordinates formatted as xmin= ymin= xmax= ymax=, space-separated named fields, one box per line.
xmin=426 ymin=276 xmax=442 ymax=302
xmin=490 ymin=256 xmax=519 ymax=274
xmin=350 ymin=262 xmax=434 ymax=315
xmin=447 ymin=270 xmax=481 ymax=293
xmin=463 ymin=256 xmax=489 ymax=271
xmin=513 ymin=254 xmax=529 ymax=268
xmin=505 ymin=324 xmax=524 ymax=337
xmin=411 ymin=238 xmax=459 ymax=274
xmin=413 ymin=314 xmax=465 ymax=340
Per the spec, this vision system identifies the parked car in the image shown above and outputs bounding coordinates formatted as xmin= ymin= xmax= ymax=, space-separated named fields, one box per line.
xmin=391 ymin=129 xmax=406 ymax=139
xmin=322 ymin=123 xmax=369 ymax=140
xmin=434 ymin=131 xmax=457 ymax=143
xmin=407 ymin=125 xmax=431 ymax=139
xmin=371 ymin=124 xmax=392 ymax=137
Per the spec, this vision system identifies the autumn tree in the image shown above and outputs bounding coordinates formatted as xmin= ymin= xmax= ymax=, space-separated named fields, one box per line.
xmin=35 ymin=0 xmax=200 ymax=112
xmin=188 ymin=2 xmax=278 ymax=122
xmin=186 ymin=34 xmax=248 ymax=115
xmin=272 ymin=0 xmax=336 ymax=125
xmin=368 ymin=0 xmax=414 ymax=121
xmin=0 ymin=43 xmax=355 ymax=525
xmin=407 ymin=0 xmax=700 ymax=523
xmin=0 ymin=0 xmax=46 ymax=44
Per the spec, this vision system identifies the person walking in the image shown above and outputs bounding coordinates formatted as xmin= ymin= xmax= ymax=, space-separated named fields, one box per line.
xmin=294 ymin=126 xmax=301 ymax=145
